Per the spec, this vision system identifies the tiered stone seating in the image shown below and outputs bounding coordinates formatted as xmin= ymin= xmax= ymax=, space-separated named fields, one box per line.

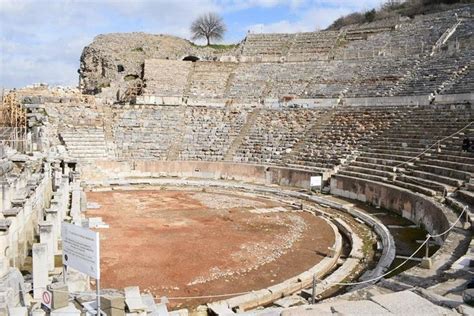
xmin=305 ymin=60 xmax=361 ymax=98
xmin=305 ymin=81 xmax=346 ymax=98
xmin=456 ymin=187 xmax=474 ymax=207
xmin=60 ymin=127 xmax=108 ymax=159
xmin=113 ymin=106 xmax=182 ymax=159
xmin=393 ymin=49 xmax=472 ymax=96
xmin=233 ymin=109 xmax=321 ymax=164
xmin=226 ymin=63 xmax=270 ymax=100
xmin=335 ymin=9 xmax=458 ymax=59
xmin=188 ymin=62 xmax=237 ymax=98
xmin=442 ymin=66 xmax=474 ymax=95
xmin=266 ymin=62 xmax=317 ymax=98
xmin=288 ymin=31 xmax=339 ymax=60
xmin=226 ymin=61 xmax=340 ymax=99
xmin=134 ymin=8 xmax=472 ymax=101
xmin=344 ymin=58 xmax=417 ymax=97
xmin=439 ymin=18 xmax=474 ymax=95
xmin=293 ymin=107 xmax=403 ymax=170
xmin=241 ymin=33 xmax=293 ymax=57
xmin=340 ymin=104 xmax=474 ymax=196
xmin=179 ymin=107 xmax=249 ymax=161
xmin=143 ymin=59 xmax=192 ymax=96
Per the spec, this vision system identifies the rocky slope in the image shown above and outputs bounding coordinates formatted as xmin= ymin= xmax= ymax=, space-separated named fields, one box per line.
xmin=79 ymin=32 xmax=239 ymax=95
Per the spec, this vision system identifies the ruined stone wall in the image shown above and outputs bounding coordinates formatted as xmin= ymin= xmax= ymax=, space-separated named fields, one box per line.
xmin=143 ymin=59 xmax=193 ymax=96
xmin=330 ymin=175 xmax=451 ymax=240
xmin=0 ymin=156 xmax=80 ymax=310
xmin=79 ymin=159 xmax=322 ymax=189
xmin=79 ymin=33 xmax=239 ymax=96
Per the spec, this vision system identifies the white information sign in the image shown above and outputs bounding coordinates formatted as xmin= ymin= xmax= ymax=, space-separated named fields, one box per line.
xmin=61 ymin=222 xmax=100 ymax=279
xmin=310 ymin=176 xmax=322 ymax=187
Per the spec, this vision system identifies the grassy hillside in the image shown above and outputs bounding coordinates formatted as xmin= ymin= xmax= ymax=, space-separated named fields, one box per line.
xmin=327 ymin=0 xmax=473 ymax=30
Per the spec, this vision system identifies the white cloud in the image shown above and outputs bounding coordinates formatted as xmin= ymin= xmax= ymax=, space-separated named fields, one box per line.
xmin=244 ymin=0 xmax=386 ymax=34
xmin=0 ymin=0 xmax=387 ymax=88
xmin=247 ymin=6 xmax=352 ymax=33
xmin=0 ymin=0 xmax=221 ymax=88
xmin=219 ymin=0 xmax=307 ymax=11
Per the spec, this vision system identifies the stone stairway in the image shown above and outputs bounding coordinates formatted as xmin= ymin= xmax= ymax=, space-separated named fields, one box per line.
xmin=385 ymin=57 xmax=425 ymax=96
xmin=223 ymin=72 xmax=236 ymax=97
xmin=438 ymin=61 xmax=472 ymax=95
xmin=60 ymin=127 xmax=108 ymax=160
xmin=166 ymin=104 xmax=187 ymax=160
xmin=282 ymin=107 xmax=335 ymax=166
xmin=182 ymin=63 xmax=196 ymax=97
xmin=387 ymin=16 xmax=467 ymax=97
xmin=292 ymin=107 xmax=403 ymax=170
xmin=100 ymin=106 xmax=117 ymax=158
xmin=431 ymin=18 xmax=463 ymax=56
xmin=224 ymin=108 xmax=261 ymax=161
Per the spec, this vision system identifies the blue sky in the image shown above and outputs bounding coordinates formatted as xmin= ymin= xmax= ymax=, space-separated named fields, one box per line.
xmin=0 ymin=0 xmax=385 ymax=88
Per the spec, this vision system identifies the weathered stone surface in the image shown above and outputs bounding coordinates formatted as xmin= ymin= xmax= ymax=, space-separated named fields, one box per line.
xmin=370 ymin=290 xmax=454 ymax=315
xmin=79 ymin=33 xmax=237 ymax=96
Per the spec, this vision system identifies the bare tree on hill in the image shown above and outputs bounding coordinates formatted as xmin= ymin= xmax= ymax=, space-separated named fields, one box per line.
xmin=190 ymin=12 xmax=226 ymax=46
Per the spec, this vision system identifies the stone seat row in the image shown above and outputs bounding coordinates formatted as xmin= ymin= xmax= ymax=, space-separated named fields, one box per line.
xmin=337 ymin=105 xmax=474 ymax=196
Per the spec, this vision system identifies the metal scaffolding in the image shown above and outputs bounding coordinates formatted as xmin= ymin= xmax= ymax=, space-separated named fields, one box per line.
xmin=0 ymin=90 xmax=27 ymax=152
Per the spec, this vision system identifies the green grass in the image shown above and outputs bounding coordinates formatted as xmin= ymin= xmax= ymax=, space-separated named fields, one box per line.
xmin=208 ymin=44 xmax=238 ymax=50
xmin=190 ymin=42 xmax=239 ymax=50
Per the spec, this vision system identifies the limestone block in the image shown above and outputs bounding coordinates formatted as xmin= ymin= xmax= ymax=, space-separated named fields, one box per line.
xmin=124 ymin=286 xmax=146 ymax=312
xmin=48 ymin=282 xmax=69 ymax=310
xmin=331 ymin=300 xmax=390 ymax=315
xmin=281 ymin=304 xmax=333 ymax=316
xmin=274 ymin=295 xmax=308 ymax=308
xmin=32 ymin=243 xmax=48 ymax=299
xmin=125 ymin=312 xmax=146 ymax=316
xmin=7 ymin=307 xmax=28 ymax=316
xmin=420 ymin=257 xmax=432 ymax=269
xmin=103 ymin=307 xmax=126 ymax=316
xmin=31 ymin=308 xmax=47 ymax=316
xmin=38 ymin=221 xmax=55 ymax=271
xmin=370 ymin=290 xmax=449 ymax=315
xmin=50 ymin=303 xmax=81 ymax=316
xmin=101 ymin=294 xmax=126 ymax=311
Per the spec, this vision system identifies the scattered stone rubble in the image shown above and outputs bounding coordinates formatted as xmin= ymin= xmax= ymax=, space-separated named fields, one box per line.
xmin=188 ymin=213 xmax=306 ymax=286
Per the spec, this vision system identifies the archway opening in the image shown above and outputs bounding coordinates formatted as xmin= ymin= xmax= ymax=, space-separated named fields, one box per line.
xmin=182 ymin=55 xmax=200 ymax=62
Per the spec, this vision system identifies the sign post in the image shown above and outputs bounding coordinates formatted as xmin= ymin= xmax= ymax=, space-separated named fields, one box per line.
xmin=310 ymin=175 xmax=322 ymax=192
xmin=97 ymin=278 xmax=101 ymax=314
xmin=61 ymin=222 xmax=101 ymax=314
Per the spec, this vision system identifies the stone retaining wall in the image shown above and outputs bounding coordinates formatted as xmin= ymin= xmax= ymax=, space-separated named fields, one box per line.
xmin=136 ymin=93 xmax=472 ymax=108
xmin=81 ymin=160 xmax=330 ymax=189
xmin=330 ymin=175 xmax=451 ymax=242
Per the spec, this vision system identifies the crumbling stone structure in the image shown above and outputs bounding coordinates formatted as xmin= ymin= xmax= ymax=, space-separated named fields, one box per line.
xmin=79 ymin=33 xmax=238 ymax=98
